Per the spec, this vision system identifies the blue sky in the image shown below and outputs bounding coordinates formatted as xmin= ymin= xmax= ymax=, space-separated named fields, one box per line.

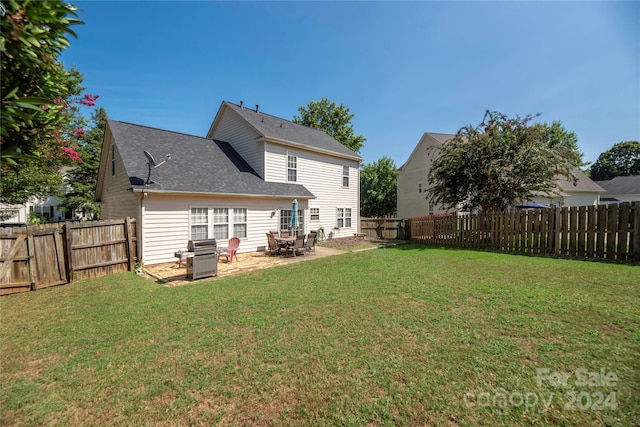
xmin=61 ymin=1 xmax=639 ymax=168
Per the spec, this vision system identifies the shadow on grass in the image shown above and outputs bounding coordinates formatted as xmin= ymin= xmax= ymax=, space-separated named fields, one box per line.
xmin=379 ymin=241 xmax=640 ymax=265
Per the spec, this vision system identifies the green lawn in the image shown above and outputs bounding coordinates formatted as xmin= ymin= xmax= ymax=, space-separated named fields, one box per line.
xmin=1 ymin=245 xmax=639 ymax=426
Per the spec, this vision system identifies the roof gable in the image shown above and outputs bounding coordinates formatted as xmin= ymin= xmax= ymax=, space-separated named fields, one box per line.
xmin=208 ymin=101 xmax=363 ymax=161
xmin=105 ymin=120 xmax=314 ymax=198
xmin=397 ymin=132 xmax=454 ymax=172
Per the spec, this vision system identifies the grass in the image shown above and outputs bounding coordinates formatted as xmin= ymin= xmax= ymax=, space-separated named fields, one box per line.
xmin=1 ymin=244 xmax=639 ymax=426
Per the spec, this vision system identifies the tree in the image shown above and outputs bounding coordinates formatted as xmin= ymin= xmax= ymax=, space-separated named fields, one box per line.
xmin=59 ymin=107 xmax=107 ymax=219
xmin=360 ymin=157 xmax=397 ymax=217
xmin=589 ymin=141 xmax=640 ymax=181
xmin=545 ymin=121 xmax=584 ymax=168
xmin=426 ymin=110 xmax=576 ymax=213
xmin=293 ymin=98 xmax=366 ymax=153
xmin=1 ymin=0 xmax=96 ymax=210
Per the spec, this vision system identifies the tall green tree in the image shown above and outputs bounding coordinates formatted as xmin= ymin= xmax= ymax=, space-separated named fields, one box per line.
xmin=545 ymin=121 xmax=584 ymax=168
xmin=360 ymin=156 xmax=397 ymax=217
xmin=1 ymin=0 xmax=96 ymax=213
xmin=590 ymin=141 xmax=640 ymax=181
xmin=59 ymin=107 xmax=107 ymax=219
xmin=426 ymin=110 xmax=576 ymax=213
xmin=293 ymin=98 xmax=366 ymax=153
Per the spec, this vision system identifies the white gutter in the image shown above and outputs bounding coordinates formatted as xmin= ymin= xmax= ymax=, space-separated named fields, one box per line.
xmin=131 ymin=188 xmax=316 ymax=199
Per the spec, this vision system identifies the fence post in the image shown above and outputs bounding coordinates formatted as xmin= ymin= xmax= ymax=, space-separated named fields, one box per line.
xmin=125 ymin=217 xmax=135 ymax=271
xmin=64 ymin=221 xmax=75 ymax=283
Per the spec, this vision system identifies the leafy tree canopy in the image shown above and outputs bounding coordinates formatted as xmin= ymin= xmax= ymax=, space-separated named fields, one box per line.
xmin=544 ymin=121 xmax=584 ymax=168
xmin=293 ymin=98 xmax=366 ymax=153
xmin=426 ymin=110 xmax=576 ymax=213
xmin=360 ymin=156 xmax=397 ymax=218
xmin=589 ymin=141 xmax=640 ymax=181
xmin=59 ymin=107 xmax=107 ymax=220
xmin=1 ymin=0 xmax=98 ymax=210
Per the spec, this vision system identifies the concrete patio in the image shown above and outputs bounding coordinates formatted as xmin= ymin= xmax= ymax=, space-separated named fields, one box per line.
xmin=142 ymin=246 xmax=345 ymax=287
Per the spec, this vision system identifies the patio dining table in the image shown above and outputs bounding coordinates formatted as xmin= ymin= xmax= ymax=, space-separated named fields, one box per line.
xmin=273 ymin=236 xmax=298 ymax=256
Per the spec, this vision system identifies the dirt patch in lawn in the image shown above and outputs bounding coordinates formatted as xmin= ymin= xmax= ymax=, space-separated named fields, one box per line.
xmin=317 ymin=236 xmax=407 ymax=252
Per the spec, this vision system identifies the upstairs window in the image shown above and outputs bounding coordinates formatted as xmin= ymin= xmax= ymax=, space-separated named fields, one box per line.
xmin=342 ymin=166 xmax=349 ymax=187
xmin=287 ymin=154 xmax=297 ymax=182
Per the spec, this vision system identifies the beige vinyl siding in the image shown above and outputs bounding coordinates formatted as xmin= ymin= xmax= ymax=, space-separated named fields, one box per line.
xmin=140 ymin=194 xmax=310 ymax=265
xmin=265 ymin=145 xmax=359 ymax=238
xmin=209 ymin=109 xmax=265 ymax=178
xmin=99 ymin=135 xmax=139 ymax=221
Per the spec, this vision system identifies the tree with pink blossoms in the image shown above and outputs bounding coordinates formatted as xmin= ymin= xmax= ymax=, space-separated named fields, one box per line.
xmin=0 ymin=0 xmax=100 ymax=211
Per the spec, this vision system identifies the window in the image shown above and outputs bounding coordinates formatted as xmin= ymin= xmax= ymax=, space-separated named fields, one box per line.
xmin=213 ymin=208 xmax=229 ymax=240
xmin=342 ymin=166 xmax=349 ymax=187
xmin=190 ymin=207 xmax=208 ymax=240
xmin=310 ymin=208 xmax=320 ymax=221
xmin=280 ymin=209 xmax=304 ymax=231
xmin=428 ymin=203 xmax=434 ymax=216
xmin=336 ymin=208 xmax=352 ymax=228
xmin=111 ymin=144 xmax=116 ymax=176
xmin=418 ymin=182 xmax=423 ymax=193
xmin=190 ymin=207 xmax=248 ymax=241
xmin=233 ymin=208 xmax=247 ymax=238
xmin=287 ymin=154 xmax=297 ymax=182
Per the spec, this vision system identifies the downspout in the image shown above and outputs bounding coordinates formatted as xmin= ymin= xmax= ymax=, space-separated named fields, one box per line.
xmin=140 ymin=192 xmax=146 ymax=265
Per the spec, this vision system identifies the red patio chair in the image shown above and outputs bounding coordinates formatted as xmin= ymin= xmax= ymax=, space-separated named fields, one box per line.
xmin=218 ymin=237 xmax=240 ymax=263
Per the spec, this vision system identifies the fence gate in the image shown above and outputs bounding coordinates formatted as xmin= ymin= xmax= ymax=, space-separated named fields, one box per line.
xmin=0 ymin=232 xmax=32 ymax=295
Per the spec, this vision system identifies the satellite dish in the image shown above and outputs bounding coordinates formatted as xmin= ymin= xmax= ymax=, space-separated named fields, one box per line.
xmin=143 ymin=150 xmax=171 ymax=184
xmin=144 ymin=150 xmax=157 ymax=167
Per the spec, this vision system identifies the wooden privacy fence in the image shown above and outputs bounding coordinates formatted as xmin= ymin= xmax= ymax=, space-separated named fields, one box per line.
xmin=0 ymin=218 xmax=137 ymax=295
xmin=360 ymin=217 xmax=410 ymax=240
xmin=409 ymin=202 xmax=640 ymax=262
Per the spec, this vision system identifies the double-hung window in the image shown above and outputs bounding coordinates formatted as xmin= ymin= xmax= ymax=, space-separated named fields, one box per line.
xmin=233 ymin=208 xmax=247 ymax=238
xmin=190 ymin=207 xmax=209 ymax=240
xmin=342 ymin=166 xmax=349 ymax=187
xmin=213 ymin=208 xmax=229 ymax=240
xmin=190 ymin=207 xmax=247 ymax=241
xmin=287 ymin=154 xmax=297 ymax=182
xmin=336 ymin=208 xmax=352 ymax=228
xmin=418 ymin=182 xmax=423 ymax=193
xmin=310 ymin=208 xmax=320 ymax=221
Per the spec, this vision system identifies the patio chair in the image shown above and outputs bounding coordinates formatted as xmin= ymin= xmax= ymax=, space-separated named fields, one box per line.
xmin=280 ymin=229 xmax=290 ymax=238
xmin=305 ymin=231 xmax=317 ymax=255
xmin=266 ymin=232 xmax=283 ymax=256
xmin=287 ymin=234 xmax=306 ymax=257
xmin=218 ymin=237 xmax=240 ymax=263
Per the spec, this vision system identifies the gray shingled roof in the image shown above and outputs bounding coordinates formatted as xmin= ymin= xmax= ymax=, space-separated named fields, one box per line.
xmin=108 ymin=120 xmax=315 ymax=198
xmin=223 ymin=102 xmax=363 ymax=160
xmin=596 ymin=175 xmax=640 ymax=195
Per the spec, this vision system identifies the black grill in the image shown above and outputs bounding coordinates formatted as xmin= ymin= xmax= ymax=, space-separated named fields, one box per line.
xmin=186 ymin=239 xmax=217 ymax=279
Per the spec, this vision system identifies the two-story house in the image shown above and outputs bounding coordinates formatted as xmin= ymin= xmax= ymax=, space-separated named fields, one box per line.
xmin=397 ymin=132 xmax=603 ymax=219
xmin=96 ymin=101 xmax=363 ymax=265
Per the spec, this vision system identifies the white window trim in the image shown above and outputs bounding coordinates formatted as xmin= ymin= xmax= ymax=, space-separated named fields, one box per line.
xmin=336 ymin=207 xmax=353 ymax=229
xmin=287 ymin=152 xmax=297 ymax=182
xmin=189 ymin=206 xmax=248 ymax=241
xmin=342 ymin=165 xmax=349 ymax=188
xmin=310 ymin=207 xmax=320 ymax=221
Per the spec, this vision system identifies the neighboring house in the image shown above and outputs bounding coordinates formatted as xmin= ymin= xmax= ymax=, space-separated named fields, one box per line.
xmin=596 ymin=176 xmax=640 ymax=204
xmin=0 ymin=167 xmax=81 ymax=224
xmin=397 ymin=132 xmax=604 ymax=219
xmin=96 ymin=101 xmax=363 ymax=265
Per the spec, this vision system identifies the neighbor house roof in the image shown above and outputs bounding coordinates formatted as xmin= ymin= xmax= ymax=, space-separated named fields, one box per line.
xmin=596 ymin=175 xmax=640 ymax=196
xmin=207 ymin=101 xmax=364 ymax=161
xmin=397 ymin=132 xmax=454 ymax=172
xmin=107 ymin=120 xmax=315 ymax=199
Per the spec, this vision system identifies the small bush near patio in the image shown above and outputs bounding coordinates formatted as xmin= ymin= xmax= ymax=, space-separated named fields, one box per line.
xmin=1 ymin=245 xmax=638 ymax=426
